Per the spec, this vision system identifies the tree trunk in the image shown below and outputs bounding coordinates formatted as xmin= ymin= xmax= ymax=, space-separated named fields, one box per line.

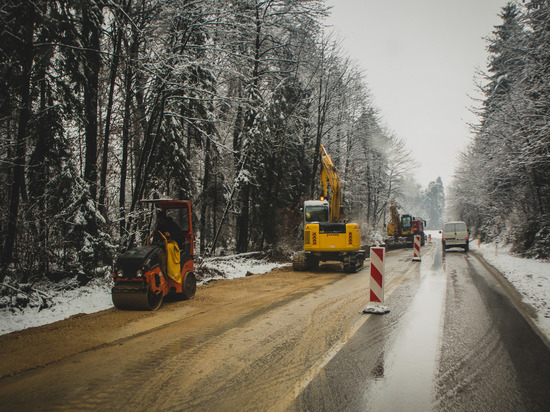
xmin=125 ymin=90 xmax=166 ymax=247
xmin=1 ymin=3 xmax=34 ymax=274
xmin=235 ymin=5 xmax=263 ymax=254
xmin=98 ymin=21 xmax=123 ymax=217
xmin=131 ymin=92 xmax=166 ymax=211
xmin=82 ymin=3 xmax=101 ymax=204
xmin=200 ymin=138 xmax=212 ymax=255
xmin=236 ymin=183 xmax=250 ymax=253
xmin=29 ymin=51 xmax=50 ymax=274
xmin=119 ymin=22 xmax=140 ymax=238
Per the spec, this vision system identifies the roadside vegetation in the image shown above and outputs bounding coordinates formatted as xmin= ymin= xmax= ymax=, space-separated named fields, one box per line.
xmin=448 ymin=1 xmax=550 ymax=259
xmin=1 ymin=0 xmax=423 ymax=286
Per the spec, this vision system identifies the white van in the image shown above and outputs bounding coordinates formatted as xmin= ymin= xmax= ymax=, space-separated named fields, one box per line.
xmin=441 ymin=221 xmax=469 ymax=251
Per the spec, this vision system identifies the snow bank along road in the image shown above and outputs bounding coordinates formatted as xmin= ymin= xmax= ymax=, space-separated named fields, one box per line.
xmin=0 ymin=241 xmax=549 ymax=410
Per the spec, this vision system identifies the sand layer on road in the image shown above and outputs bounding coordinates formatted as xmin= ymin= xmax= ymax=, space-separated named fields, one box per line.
xmin=0 ymin=261 xmax=383 ymax=410
xmin=0 ymin=264 xmax=356 ymax=378
xmin=5 ymin=245 xmax=494 ymax=411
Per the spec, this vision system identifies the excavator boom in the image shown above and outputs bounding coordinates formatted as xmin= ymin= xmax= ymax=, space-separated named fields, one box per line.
xmin=387 ymin=202 xmax=402 ymax=237
xmin=320 ymin=145 xmax=341 ymax=223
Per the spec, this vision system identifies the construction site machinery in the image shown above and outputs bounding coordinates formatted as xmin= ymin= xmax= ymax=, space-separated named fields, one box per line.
xmin=385 ymin=202 xmax=426 ymax=249
xmin=293 ymin=145 xmax=365 ymax=273
xmin=112 ymin=199 xmax=196 ymax=310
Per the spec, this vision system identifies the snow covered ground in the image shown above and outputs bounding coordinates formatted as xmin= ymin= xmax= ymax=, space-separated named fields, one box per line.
xmin=0 ymin=277 xmax=115 ymax=335
xmin=0 ymin=256 xmax=285 ymax=336
xmin=1 ymin=238 xmax=548 ymax=343
xmin=197 ymin=254 xmax=287 ymax=284
xmin=427 ymin=230 xmax=550 ymax=341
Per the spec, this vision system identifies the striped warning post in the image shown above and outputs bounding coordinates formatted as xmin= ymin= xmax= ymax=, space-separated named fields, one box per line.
xmin=412 ymin=235 xmax=421 ymax=262
xmin=369 ymin=247 xmax=385 ymax=303
xmin=363 ymin=247 xmax=389 ymax=314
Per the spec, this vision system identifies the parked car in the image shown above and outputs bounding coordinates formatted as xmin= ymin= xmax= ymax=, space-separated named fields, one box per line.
xmin=441 ymin=221 xmax=469 ymax=251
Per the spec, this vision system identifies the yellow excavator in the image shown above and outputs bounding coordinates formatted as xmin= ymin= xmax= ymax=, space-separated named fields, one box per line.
xmin=293 ymin=145 xmax=365 ymax=273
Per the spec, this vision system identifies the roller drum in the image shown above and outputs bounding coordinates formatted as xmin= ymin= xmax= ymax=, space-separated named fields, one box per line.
xmin=112 ymin=283 xmax=163 ymax=311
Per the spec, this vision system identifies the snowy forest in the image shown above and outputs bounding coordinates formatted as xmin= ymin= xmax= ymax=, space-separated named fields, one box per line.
xmin=3 ymin=0 xmax=547 ymax=288
xmin=448 ymin=0 xmax=550 ymax=259
xmin=1 ymin=0 xmax=431 ymax=284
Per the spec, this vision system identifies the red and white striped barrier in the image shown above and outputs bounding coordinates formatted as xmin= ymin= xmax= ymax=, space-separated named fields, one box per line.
xmin=369 ymin=247 xmax=385 ymax=303
xmin=363 ymin=247 xmax=389 ymax=314
xmin=412 ymin=235 xmax=421 ymax=262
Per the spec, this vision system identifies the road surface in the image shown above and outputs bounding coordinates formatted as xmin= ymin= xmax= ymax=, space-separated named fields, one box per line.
xmin=0 ymin=241 xmax=548 ymax=411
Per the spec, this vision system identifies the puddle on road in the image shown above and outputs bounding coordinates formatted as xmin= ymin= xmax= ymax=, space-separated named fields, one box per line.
xmin=365 ymin=246 xmax=447 ymax=411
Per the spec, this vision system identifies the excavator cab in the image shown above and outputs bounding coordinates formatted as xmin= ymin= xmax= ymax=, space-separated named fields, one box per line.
xmin=112 ymin=199 xmax=196 ymax=311
xmin=304 ymin=200 xmax=330 ymax=223
xmin=401 ymin=214 xmax=413 ymax=235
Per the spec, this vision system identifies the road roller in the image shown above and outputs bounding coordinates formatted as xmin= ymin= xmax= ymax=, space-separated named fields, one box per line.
xmin=112 ymin=199 xmax=197 ymax=310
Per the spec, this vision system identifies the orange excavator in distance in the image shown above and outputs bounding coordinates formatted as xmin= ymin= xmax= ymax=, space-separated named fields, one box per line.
xmin=385 ymin=202 xmax=426 ymax=249
xmin=112 ymin=199 xmax=196 ymax=310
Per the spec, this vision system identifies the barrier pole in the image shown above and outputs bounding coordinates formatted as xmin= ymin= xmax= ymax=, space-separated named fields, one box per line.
xmin=363 ymin=247 xmax=389 ymax=314
xmin=412 ymin=235 xmax=421 ymax=262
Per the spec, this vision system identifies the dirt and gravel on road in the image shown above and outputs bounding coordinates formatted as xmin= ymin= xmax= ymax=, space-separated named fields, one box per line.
xmin=0 ymin=265 xmax=329 ymax=375
xmin=0 ymin=247 xmax=417 ymax=410
xmin=0 ymin=245 xmax=417 ymax=411
xmin=0 ymin=256 xmax=383 ymax=410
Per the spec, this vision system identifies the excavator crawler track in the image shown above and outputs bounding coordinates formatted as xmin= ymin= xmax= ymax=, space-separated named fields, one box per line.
xmin=292 ymin=252 xmax=307 ymax=271
xmin=343 ymin=252 xmax=365 ymax=273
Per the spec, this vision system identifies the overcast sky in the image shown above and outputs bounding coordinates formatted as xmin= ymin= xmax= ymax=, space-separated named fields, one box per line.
xmin=324 ymin=0 xmax=512 ymax=188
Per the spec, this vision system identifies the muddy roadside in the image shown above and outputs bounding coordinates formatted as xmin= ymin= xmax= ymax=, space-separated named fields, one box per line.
xmin=0 ymin=266 xmax=346 ymax=378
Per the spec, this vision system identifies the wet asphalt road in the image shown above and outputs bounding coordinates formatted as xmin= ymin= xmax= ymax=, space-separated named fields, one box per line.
xmin=295 ymin=242 xmax=550 ymax=411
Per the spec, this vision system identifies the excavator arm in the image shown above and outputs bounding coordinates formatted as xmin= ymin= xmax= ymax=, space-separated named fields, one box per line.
xmin=387 ymin=202 xmax=402 ymax=237
xmin=320 ymin=145 xmax=341 ymax=223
